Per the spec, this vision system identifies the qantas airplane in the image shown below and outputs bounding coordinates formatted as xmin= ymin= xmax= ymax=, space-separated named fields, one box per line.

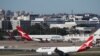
xmin=36 ymin=28 xmax=100 ymax=56
xmin=16 ymin=26 xmax=64 ymax=42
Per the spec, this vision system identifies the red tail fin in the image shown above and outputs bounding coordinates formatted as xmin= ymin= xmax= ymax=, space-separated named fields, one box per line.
xmin=16 ymin=26 xmax=32 ymax=41
xmin=77 ymin=35 xmax=93 ymax=52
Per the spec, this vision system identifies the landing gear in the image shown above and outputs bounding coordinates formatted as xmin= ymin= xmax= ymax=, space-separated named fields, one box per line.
xmin=55 ymin=48 xmax=70 ymax=56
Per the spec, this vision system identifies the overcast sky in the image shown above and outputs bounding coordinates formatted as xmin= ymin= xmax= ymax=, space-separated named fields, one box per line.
xmin=0 ymin=0 xmax=100 ymax=14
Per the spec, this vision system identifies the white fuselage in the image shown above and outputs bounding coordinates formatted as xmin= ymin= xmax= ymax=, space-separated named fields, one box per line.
xmin=57 ymin=46 xmax=80 ymax=53
xmin=36 ymin=46 xmax=80 ymax=54
xmin=28 ymin=35 xmax=64 ymax=41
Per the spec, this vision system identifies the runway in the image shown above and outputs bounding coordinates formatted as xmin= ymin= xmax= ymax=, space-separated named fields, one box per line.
xmin=0 ymin=50 xmax=100 ymax=56
xmin=0 ymin=41 xmax=100 ymax=56
xmin=0 ymin=41 xmax=83 ymax=49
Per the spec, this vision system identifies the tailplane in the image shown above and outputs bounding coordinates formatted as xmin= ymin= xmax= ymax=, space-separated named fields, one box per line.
xmin=77 ymin=35 xmax=93 ymax=52
xmin=16 ymin=26 xmax=32 ymax=41
xmin=78 ymin=28 xmax=100 ymax=52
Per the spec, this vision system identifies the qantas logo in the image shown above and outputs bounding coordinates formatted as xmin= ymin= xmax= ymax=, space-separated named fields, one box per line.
xmin=16 ymin=26 xmax=32 ymax=41
xmin=77 ymin=36 xmax=93 ymax=52
xmin=84 ymin=36 xmax=93 ymax=47
xmin=85 ymin=39 xmax=93 ymax=47
xmin=18 ymin=30 xmax=26 ymax=37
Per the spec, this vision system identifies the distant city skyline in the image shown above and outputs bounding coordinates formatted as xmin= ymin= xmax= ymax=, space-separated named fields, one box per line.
xmin=0 ymin=0 xmax=100 ymax=14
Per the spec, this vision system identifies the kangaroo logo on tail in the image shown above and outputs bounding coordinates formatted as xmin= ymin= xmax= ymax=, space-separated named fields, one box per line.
xmin=77 ymin=35 xmax=93 ymax=52
xmin=16 ymin=26 xmax=32 ymax=41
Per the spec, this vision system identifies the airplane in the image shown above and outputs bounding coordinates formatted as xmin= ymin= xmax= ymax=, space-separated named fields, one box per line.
xmin=16 ymin=26 xmax=64 ymax=42
xmin=36 ymin=28 xmax=100 ymax=56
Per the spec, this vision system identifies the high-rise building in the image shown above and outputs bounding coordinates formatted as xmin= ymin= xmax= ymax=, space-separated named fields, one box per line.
xmin=30 ymin=14 xmax=39 ymax=20
xmin=2 ymin=20 xmax=12 ymax=30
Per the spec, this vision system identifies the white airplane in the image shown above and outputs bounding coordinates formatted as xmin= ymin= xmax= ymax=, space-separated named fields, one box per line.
xmin=36 ymin=28 xmax=100 ymax=56
xmin=16 ymin=26 xmax=64 ymax=42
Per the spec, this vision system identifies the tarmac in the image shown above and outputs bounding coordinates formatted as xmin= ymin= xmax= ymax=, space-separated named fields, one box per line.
xmin=0 ymin=40 xmax=100 ymax=56
xmin=0 ymin=40 xmax=83 ymax=50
